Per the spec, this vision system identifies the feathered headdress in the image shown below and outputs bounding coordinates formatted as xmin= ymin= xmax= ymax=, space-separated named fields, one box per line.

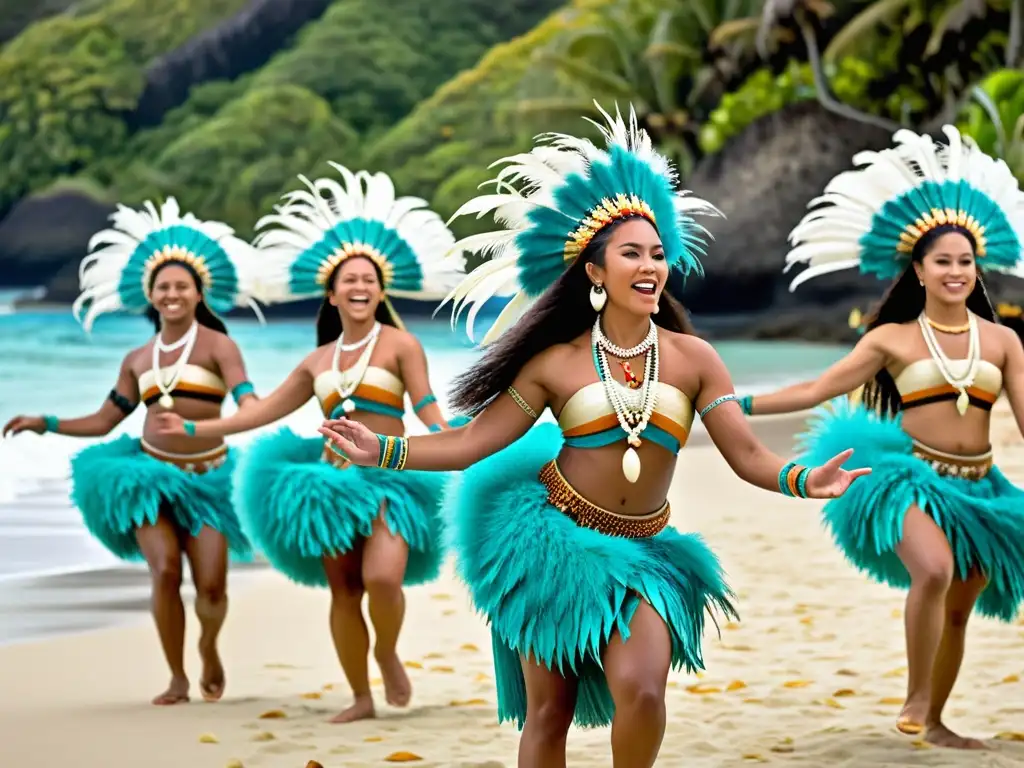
xmin=440 ymin=102 xmax=722 ymax=344
xmin=785 ymin=125 xmax=1024 ymax=290
xmin=73 ymin=198 xmax=263 ymax=331
xmin=252 ymin=163 xmax=462 ymax=327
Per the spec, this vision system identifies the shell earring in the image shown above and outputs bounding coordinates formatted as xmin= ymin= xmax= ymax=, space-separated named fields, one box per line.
xmin=590 ymin=282 xmax=607 ymax=312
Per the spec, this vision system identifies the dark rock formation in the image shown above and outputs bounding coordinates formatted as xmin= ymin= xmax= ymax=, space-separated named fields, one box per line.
xmin=0 ymin=0 xmax=77 ymax=45
xmin=128 ymin=0 xmax=334 ymax=129
xmin=0 ymin=190 xmax=116 ymax=291
xmin=678 ymin=102 xmax=894 ymax=320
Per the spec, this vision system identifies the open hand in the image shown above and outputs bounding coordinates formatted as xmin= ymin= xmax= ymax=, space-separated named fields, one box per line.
xmin=318 ymin=417 xmax=380 ymax=466
xmin=153 ymin=412 xmax=187 ymax=437
xmin=2 ymin=415 xmax=45 ymax=438
xmin=804 ymin=449 xmax=871 ymax=499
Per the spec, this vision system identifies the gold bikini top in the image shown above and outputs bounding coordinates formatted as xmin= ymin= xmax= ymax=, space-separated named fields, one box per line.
xmin=313 ymin=366 xmax=406 ymax=419
xmin=895 ymin=358 xmax=1002 ymax=412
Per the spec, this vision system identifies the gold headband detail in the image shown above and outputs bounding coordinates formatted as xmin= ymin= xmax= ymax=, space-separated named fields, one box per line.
xmin=316 ymin=243 xmax=395 ymax=291
xmin=896 ymin=208 xmax=987 ymax=257
xmin=143 ymin=246 xmax=212 ymax=298
xmin=563 ymin=194 xmax=655 ymax=262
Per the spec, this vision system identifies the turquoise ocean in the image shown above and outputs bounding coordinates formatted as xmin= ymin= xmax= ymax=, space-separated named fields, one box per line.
xmin=0 ymin=288 xmax=850 ymax=584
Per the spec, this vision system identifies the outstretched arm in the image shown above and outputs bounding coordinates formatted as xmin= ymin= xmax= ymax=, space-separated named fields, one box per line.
xmin=154 ymin=361 xmax=314 ymax=438
xmin=397 ymin=334 xmax=448 ymax=431
xmin=319 ymin=357 xmax=550 ymax=471
xmin=692 ymin=338 xmax=870 ymax=498
xmin=3 ymin=356 xmax=138 ymax=438
xmin=1000 ymin=325 xmax=1024 ymax=438
xmin=746 ymin=330 xmax=889 ymax=415
xmin=212 ymin=334 xmax=259 ymax=409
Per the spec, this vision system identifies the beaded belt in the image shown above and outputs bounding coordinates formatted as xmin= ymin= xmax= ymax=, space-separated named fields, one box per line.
xmin=538 ymin=460 xmax=669 ymax=538
xmin=140 ymin=439 xmax=228 ymax=475
xmin=911 ymin=440 xmax=992 ymax=480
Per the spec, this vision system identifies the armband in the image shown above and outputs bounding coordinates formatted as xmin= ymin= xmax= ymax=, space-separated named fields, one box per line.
xmin=698 ymin=394 xmax=738 ymax=419
xmin=778 ymin=462 xmax=811 ymax=498
xmin=43 ymin=415 xmax=60 ymax=434
xmin=231 ymin=381 xmax=255 ymax=405
xmin=108 ymin=389 xmax=137 ymax=416
xmin=507 ymin=386 xmax=538 ymax=420
xmin=739 ymin=395 xmax=753 ymax=415
xmin=183 ymin=420 xmax=197 ymax=437
xmin=413 ymin=394 xmax=437 ymax=412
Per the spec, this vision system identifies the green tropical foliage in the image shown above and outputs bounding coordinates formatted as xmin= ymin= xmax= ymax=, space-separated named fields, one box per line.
xmin=958 ymin=68 xmax=1024 ymax=181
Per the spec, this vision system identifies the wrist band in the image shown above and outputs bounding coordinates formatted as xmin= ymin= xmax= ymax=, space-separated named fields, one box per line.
xmin=778 ymin=461 xmax=809 ymax=497
xmin=43 ymin=415 xmax=59 ymax=434
xmin=429 ymin=423 xmax=442 ymax=433
xmin=107 ymin=389 xmax=137 ymax=416
xmin=413 ymin=394 xmax=436 ymax=412
xmin=375 ymin=434 xmax=409 ymax=470
xmin=739 ymin=395 xmax=753 ymax=415
xmin=231 ymin=381 xmax=255 ymax=405
xmin=183 ymin=420 xmax=196 ymax=437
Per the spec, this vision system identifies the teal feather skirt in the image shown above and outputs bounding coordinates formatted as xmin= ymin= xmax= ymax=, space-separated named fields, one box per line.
xmin=68 ymin=435 xmax=252 ymax=561
xmin=233 ymin=427 xmax=448 ymax=588
xmin=447 ymin=422 xmax=737 ymax=729
xmin=796 ymin=399 xmax=1024 ymax=622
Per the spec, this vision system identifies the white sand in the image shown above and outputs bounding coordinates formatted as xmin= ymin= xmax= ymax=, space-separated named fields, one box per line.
xmin=1 ymin=410 xmax=1023 ymax=767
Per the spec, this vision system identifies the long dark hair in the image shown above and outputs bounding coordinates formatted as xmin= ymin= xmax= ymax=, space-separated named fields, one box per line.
xmin=316 ymin=256 xmax=399 ymax=346
xmin=861 ymin=224 xmax=996 ymax=416
xmin=449 ymin=216 xmax=696 ymax=415
xmin=144 ymin=260 xmax=228 ymax=335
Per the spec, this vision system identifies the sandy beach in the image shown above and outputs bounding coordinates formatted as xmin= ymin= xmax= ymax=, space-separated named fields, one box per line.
xmin=1 ymin=411 xmax=1023 ymax=767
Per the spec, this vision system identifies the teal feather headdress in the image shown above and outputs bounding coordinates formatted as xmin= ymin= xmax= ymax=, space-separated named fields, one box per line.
xmin=440 ymin=102 xmax=722 ymax=344
xmin=73 ymin=198 xmax=263 ymax=331
xmin=253 ymin=163 xmax=462 ymax=322
xmin=785 ymin=125 xmax=1024 ymax=290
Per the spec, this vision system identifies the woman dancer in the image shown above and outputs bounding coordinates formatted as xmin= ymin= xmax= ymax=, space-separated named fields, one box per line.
xmin=2 ymin=199 xmax=263 ymax=705
xmin=319 ymin=105 xmax=869 ymax=767
xmin=154 ymin=164 xmax=464 ymax=723
xmin=739 ymin=126 xmax=1024 ymax=748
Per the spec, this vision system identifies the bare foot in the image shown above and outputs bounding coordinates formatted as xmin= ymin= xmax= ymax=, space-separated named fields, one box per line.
xmin=925 ymin=722 xmax=987 ymax=750
xmin=199 ymin=636 xmax=225 ymax=702
xmin=329 ymin=695 xmax=375 ymax=723
xmin=895 ymin=696 xmax=929 ymax=735
xmin=152 ymin=676 xmax=190 ymax=705
xmin=376 ymin=652 xmax=412 ymax=707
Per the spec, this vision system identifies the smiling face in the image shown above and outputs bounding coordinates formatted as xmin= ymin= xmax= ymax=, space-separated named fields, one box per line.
xmin=913 ymin=230 xmax=977 ymax=306
xmin=149 ymin=263 xmax=201 ymax=324
xmin=585 ymin=217 xmax=667 ymax=316
xmin=328 ymin=256 xmax=384 ymax=322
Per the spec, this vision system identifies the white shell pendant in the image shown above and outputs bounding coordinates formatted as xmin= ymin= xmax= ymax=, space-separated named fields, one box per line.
xmin=159 ymin=394 xmax=174 ymax=409
xmin=956 ymin=389 xmax=969 ymax=416
xmin=341 ymin=399 xmax=357 ymax=414
xmin=622 ymin=446 xmax=641 ymax=483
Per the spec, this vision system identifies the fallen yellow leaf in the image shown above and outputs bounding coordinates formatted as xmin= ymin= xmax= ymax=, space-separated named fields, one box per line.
xmin=460 ymin=643 xmax=479 ymax=652
xmin=727 ymin=680 xmax=747 ymax=692
xmin=259 ymin=710 xmax=287 ymax=719
xmin=384 ymin=752 xmax=424 ymax=762
xmin=322 ymin=683 xmax=335 ymax=691
xmin=878 ymin=697 xmax=904 ymax=705
xmin=199 ymin=733 xmax=219 ymax=744
xmin=724 ymin=622 xmax=741 ymax=630
xmin=666 ymin=681 xmax=679 ymax=688
xmin=799 ymin=616 xmax=814 ymax=625
xmin=685 ymin=684 xmax=722 ymax=694
xmin=404 ymin=661 xmax=424 ymax=669
xmin=782 ymin=680 xmax=812 ymax=688
xmin=299 ymin=692 xmax=322 ymax=700
xmin=911 ymin=739 xmax=932 ymax=749
xmin=822 ymin=698 xmax=844 ymax=709
xmin=442 ymin=609 xmax=456 ymax=616
xmin=364 ymin=736 xmax=384 ymax=742
xmin=1002 ymin=674 xmax=1020 ymax=683
xmin=306 ymin=762 xmax=324 ymax=768
xmin=430 ymin=665 xmax=455 ymax=673
xmin=835 ymin=668 xmax=858 ymax=676
xmin=742 ymin=755 xmax=767 ymax=762
xmin=423 ymin=652 xmax=445 ymax=659
xmin=431 ymin=593 xmax=452 ymax=600
xmin=742 ymin=697 xmax=763 ymax=704
xmin=449 ymin=698 xmax=488 ymax=706
xmin=770 ymin=744 xmax=795 ymax=753
xmin=833 ymin=688 xmax=856 ymax=697
xmin=883 ymin=667 xmax=907 ymax=678
xmin=995 ymin=731 xmax=1024 ymax=741
xmin=251 ymin=732 xmax=275 ymax=742
xmin=226 ymin=761 xmax=244 ymax=768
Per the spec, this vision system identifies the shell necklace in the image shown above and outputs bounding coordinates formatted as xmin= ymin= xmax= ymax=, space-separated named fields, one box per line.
xmin=592 ymin=317 xmax=659 ymax=483
xmin=917 ymin=310 xmax=980 ymax=416
xmin=331 ymin=322 xmax=381 ymax=415
xmin=151 ymin=321 xmax=199 ymax=409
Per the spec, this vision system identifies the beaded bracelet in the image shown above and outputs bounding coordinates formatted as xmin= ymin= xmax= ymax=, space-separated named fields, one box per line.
xmin=42 ymin=415 xmax=59 ymax=434
xmin=375 ymin=434 xmax=409 ymax=470
xmin=698 ymin=393 xmax=738 ymax=419
xmin=777 ymin=461 xmax=810 ymax=498
xmin=231 ymin=381 xmax=255 ymax=405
